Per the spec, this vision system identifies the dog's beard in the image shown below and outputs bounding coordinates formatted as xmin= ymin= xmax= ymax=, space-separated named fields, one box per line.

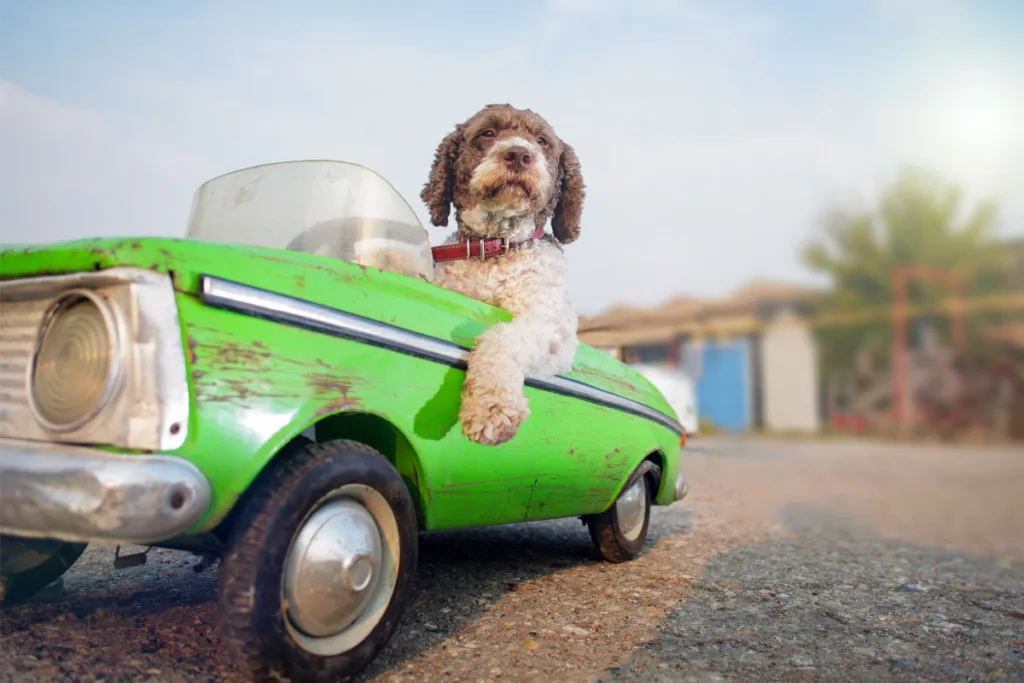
xmin=473 ymin=169 xmax=538 ymax=209
xmin=484 ymin=176 xmax=535 ymax=204
xmin=470 ymin=148 xmax=551 ymax=212
xmin=459 ymin=189 xmax=541 ymax=239
xmin=462 ymin=144 xmax=551 ymax=238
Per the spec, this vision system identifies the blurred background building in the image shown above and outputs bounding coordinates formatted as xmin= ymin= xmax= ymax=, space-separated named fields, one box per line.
xmin=580 ymin=233 xmax=1024 ymax=442
xmin=579 ymin=280 xmax=823 ymax=436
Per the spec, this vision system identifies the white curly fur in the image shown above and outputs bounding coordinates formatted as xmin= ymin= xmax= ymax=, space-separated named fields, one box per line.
xmin=435 ymin=228 xmax=578 ymax=446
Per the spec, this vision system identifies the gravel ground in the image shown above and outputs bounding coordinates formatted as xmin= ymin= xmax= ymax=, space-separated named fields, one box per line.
xmin=2 ymin=436 xmax=1022 ymax=682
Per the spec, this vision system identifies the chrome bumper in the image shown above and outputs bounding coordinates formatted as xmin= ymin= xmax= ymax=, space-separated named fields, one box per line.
xmin=673 ymin=472 xmax=689 ymax=501
xmin=0 ymin=438 xmax=212 ymax=545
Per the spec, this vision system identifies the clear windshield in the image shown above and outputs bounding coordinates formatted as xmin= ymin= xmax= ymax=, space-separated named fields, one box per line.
xmin=185 ymin=160 xmax=432 ymax=281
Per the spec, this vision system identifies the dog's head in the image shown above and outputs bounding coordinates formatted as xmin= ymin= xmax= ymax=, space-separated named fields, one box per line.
xmin=420 ymin=103 xmax=585 ymax=243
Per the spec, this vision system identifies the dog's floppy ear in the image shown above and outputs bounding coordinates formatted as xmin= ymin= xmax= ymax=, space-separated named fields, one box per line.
xmin=420 ymin=126 xmax=464 ymax=227
xmin=551 ymin=142 xmax=585 ymax=244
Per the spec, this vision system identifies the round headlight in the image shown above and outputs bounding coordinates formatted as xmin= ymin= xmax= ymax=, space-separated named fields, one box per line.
xmin=29 ymin=289 xmax=122 ymax=432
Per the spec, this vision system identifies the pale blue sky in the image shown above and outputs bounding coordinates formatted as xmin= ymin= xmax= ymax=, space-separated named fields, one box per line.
xmin=2 ymin=0 xmax=1022 ymax=313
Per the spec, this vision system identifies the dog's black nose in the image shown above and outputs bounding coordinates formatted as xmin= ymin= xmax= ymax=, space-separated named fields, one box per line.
xmin=503 ymin=146 xmax=532 ymax=171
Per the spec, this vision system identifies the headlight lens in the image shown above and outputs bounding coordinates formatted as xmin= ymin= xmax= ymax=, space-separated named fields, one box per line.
xmin=30 ymin=289 xmax=121 ymax=431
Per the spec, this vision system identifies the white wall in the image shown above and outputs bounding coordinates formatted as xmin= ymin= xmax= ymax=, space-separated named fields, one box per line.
xmin=760 ymin=310 xmax=820 ymax=433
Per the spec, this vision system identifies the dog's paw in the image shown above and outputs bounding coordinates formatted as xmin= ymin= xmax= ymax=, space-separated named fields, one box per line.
xmin=458 ymin=381 xmax=530 ymax=446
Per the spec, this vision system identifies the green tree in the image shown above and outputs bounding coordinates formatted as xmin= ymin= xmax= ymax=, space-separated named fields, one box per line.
xmin=800 ymin=166 xmax=1006 ymax=375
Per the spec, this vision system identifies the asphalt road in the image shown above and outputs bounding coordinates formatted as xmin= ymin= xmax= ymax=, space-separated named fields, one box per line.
xmin=2 ymin=436 xmax=1023 ymax=682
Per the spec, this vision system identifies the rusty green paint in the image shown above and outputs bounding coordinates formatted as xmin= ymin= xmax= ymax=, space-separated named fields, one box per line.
xmin=0 ymin=237 xmax=682 ymax=537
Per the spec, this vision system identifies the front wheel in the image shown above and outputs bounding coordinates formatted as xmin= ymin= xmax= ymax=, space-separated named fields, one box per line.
xmin=217 ymin=438 xmax=419 ymax=683
xmin=583 ymin=463 xmax=656 ymax=563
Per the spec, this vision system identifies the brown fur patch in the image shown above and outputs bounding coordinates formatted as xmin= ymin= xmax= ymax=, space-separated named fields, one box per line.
xmin=420 ymin=104 xmax=585 ymax=244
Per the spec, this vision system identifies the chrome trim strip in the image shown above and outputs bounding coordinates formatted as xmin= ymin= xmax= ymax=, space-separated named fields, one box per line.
xmin=199 ymin=275 xmax=470 ymax=367
xmin=0 ymin=438 xmax=212 ymax=545
xmin=198 ymin=275 xmax=684 ymax=436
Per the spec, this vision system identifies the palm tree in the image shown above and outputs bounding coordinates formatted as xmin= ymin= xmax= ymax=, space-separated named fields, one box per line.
xmin=801 ymin=166 xmax=1006 ymax=376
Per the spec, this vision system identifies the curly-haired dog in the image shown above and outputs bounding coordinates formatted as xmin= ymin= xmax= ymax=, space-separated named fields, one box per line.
xmin=421 ymin=103 xmax=586 ymax=446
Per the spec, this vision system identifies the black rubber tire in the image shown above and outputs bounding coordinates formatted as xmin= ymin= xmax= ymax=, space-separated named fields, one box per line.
xmin=217 ymin=438 xmax=419 ymax=683
xmin=584 ymin=468 xmax=654 ymax=564
xmin=0 ymin=537 xmax=87 ymax=605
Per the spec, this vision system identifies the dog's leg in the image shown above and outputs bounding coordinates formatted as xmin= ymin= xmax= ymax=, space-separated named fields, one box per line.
xmin=458 ymin=323 xmax=531 ymax=446
xmin=459 ymin=296 xmax=578 ymax=446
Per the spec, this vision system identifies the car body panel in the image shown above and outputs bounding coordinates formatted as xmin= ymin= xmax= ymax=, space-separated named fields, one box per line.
xmin=0 ymin=237 xmax=682 ymax=538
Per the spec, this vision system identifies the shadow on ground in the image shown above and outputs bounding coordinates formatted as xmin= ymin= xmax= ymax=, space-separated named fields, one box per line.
xmin=598 ymin=505 xmax=1024 ymax=682
xmin=0 ymin=507 xmax=693 ymax=682
xmin=364 ymin=506 xmax=691 ymax=677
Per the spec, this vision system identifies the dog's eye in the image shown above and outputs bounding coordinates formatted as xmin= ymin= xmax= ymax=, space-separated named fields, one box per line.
xmin=537 ymin=136 xmax=548 ymax=146
xmin=479 ymin=130 xmax=495 ymax=138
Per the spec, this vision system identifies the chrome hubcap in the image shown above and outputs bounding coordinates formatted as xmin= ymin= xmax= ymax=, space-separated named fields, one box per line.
xmin=282 ymin=484 xmax=400 ymax=656
xmin=283 ymin=499 xmax=383 ymax=637
xmin=615 ymin=476 xmax=648 ymax=542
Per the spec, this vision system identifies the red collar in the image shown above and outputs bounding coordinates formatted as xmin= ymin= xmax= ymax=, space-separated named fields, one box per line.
xmin=431 ymin=228 xmax=545 ymax=263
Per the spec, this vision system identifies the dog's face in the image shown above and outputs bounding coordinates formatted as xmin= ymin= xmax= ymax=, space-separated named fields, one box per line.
xmin=420 ymin=104 xmax=585 ymax=243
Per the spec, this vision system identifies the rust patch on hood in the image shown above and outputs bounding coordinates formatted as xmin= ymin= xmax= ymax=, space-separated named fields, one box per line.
xmin=308 ymin=372 xmax=364 ymax=418
xmin=186 ymin=336 xmax=199 ymax=365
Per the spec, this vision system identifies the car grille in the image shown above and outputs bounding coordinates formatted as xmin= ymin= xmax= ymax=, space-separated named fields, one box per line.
xmin=0 ymin=297 xmax=47 ymax=435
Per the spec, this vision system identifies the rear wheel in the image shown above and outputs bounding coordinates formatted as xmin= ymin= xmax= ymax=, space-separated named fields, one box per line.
xmin=584 ymin=463 xmax=656 ymax=563
xmin=217 ymin=438 xmax=418 ymax=683
xmin=0 ymin=535 xmax=87 ymax=604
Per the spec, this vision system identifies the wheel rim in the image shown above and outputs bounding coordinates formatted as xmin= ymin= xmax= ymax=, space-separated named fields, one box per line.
xmin=282 ymin=483 xmax=400 ymax=656
xmin=615 ymin=476 xmax=648 ymax=542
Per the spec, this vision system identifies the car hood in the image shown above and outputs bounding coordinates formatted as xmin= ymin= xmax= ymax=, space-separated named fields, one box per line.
xmin=1 ymin=237 xmax=679 ymax=424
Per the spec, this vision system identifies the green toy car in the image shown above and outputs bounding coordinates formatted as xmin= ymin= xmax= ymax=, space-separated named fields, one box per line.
xmin=0 ymin=160 xmax=688 ymax=681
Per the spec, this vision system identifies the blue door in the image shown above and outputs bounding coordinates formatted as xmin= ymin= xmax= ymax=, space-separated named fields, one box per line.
xmin=690 ymin=338 xmax=752 ymax=432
